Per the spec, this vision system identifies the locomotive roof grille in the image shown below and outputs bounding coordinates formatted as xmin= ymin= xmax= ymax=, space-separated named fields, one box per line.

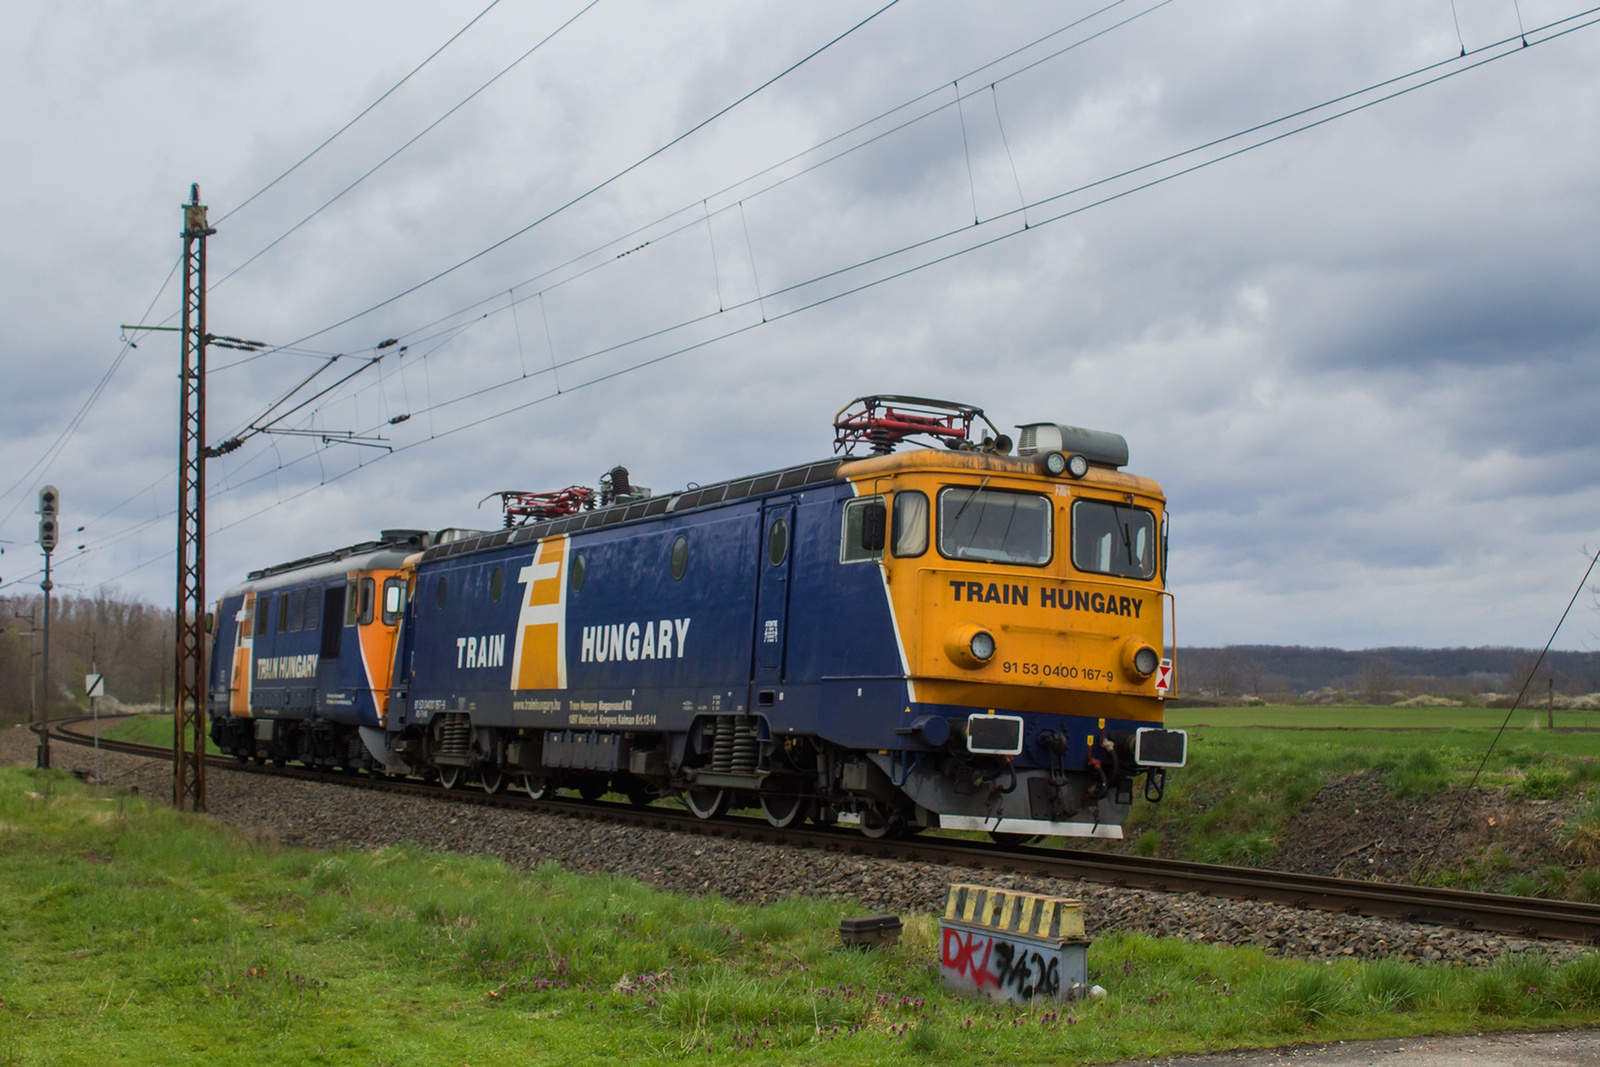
xmin=419 ymin=459 xmax=846 ymax=564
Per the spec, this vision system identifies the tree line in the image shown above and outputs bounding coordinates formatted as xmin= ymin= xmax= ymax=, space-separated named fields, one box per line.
xmin=0 ymin=592 xmax=174 ymax=724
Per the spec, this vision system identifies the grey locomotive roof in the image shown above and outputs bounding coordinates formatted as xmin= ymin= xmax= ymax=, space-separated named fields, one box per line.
xmin=232 ymin=530 xmax=433 ymax=596
xmin=419 ymin=458 xmax=845 ymax=566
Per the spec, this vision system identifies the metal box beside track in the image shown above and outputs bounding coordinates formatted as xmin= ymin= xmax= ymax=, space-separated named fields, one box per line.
xmin=938 ymin=884 xmax=1089 ymax=1003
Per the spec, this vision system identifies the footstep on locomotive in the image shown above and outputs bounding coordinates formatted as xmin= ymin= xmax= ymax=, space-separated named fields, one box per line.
xmin=209 ymin=397 xmax=1187 ymax=841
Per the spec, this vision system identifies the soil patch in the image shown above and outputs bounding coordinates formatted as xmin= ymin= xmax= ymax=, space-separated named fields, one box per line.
xmin=1272 ymin=770 xmax=1578 ymax=885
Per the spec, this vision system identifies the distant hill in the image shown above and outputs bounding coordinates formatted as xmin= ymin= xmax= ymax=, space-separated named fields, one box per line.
xmin=1177 ymin=645 xmax=1600 ymax=700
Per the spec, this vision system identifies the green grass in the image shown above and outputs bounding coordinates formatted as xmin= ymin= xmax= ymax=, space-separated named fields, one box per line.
xmin=4 ymin=767 xmax=1600 ymax=1065
xmin=102 ymin=713 xmax=219 ymax=754
xmin=1119 ymin=709 xmax=1600 ymax=869
xmin=1167 ymin=704 xmax=1600 ymax=731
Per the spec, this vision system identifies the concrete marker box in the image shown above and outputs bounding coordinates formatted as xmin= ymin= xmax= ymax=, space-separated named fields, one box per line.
xmin=938 ymin=884 xmax=1089 ymax=1002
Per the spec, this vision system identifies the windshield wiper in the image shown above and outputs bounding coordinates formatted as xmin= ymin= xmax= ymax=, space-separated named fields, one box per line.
xmin=951 ymin=476 xmax=991 ymax=523
xmin=1114 ymin=506 xmax=1137 ymax=564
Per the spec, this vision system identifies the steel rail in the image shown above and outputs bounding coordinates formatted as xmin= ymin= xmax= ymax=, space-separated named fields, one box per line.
xmin=39 ymin=715 xmax=1600 ymax=944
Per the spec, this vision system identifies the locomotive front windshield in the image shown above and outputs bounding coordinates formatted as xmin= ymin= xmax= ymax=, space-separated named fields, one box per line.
xmin=1072 ymin=499 xmax=1156 ymax=579
xmin=937 ymin=487 xmax=1052 ymax=566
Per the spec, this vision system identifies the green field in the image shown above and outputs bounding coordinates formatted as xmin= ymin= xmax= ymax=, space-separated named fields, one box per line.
xmin=102 ymin=714 xmax=218 ymax=755
xmin=1122 ymin=707 xmax=1600 ymax=879
xmin=3 ymin=766 xmax=1600 ymax=1066
xmin=1168 ymin=704 xmax=1600 ymax=731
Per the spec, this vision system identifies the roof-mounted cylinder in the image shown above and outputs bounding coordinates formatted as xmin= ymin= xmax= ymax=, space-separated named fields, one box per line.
xmin=1015 ymin=423 xmax=1129 ymax=468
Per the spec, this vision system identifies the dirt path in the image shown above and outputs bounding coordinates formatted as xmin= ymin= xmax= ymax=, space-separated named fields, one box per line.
xmin=1133 ymin=1028 xmax=1600 ymax=1065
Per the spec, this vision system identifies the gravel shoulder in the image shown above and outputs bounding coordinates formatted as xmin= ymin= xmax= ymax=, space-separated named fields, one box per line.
xmin=1130 ymin=1028 xmax=1600 ymax=1066
xmin=6 ymin=723 xmax=1590 ymax=969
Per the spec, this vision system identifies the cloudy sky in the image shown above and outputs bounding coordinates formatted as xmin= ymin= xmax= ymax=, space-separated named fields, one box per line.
xmin=2 ymin=0 xmax=1598 ymax=650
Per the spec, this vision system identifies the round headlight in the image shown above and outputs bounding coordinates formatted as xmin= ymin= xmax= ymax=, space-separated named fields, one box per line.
xmin=970 ymin=630 xmax=996 ymax=662
xmin=1043 ymin=450 xmax=1067 ymax=476
xmin=1066 ymin=452 xmax=1090 ymax=478
xmin=1119 ymin=636 xmax=1160 ymax=680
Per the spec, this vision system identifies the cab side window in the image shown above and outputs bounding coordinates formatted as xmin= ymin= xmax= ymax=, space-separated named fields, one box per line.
xmin=255 ymin=597 xmax=270 ymax=637
xmin=344 ymin=579 xmax=360 ymax=626
xmin=359 ymin=577 xmax=376 ymax=625
xmin=891 ymin=491 xmax=929 ymax=557
xmin=381 ymin=578 xmax=406 ymax=625
xmin=840 ymin=496 xmax=886 ymax=563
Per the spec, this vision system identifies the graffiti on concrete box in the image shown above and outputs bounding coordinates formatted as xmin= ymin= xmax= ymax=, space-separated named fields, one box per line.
xmin=939 ymin=920 xmax=1088 ymax=1003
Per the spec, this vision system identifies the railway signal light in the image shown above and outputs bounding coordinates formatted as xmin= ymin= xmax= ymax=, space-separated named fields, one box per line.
xmin=38 ymin=486 xmax=59 ymax=551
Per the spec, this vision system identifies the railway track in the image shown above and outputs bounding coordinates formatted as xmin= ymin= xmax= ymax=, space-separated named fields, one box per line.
xmin=40 ymin=714 xmax=1600 ymax=945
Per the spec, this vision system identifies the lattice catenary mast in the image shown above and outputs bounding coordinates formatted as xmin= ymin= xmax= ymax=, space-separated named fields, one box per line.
xmin=173 ymin=184 xmax=214 ymax=812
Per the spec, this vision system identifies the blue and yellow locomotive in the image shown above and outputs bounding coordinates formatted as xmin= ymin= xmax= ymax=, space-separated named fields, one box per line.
xmin=209 ymin=397 xmax=1186 ymax=839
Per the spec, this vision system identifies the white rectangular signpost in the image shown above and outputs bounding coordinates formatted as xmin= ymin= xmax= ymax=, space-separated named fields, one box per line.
xmin=85 ymin=672 xmax=104 ymax=782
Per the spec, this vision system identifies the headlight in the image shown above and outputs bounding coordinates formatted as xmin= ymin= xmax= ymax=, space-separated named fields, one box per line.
xmin=1043 ymin=450 xmax=1068 ymax=476
xmin=1066 ymin=452 xmax=1089 ymax=478
xmin=945 ymin=624 xmax=996 ymax=669
xmin=1120 ymin=636 xmax=1160 ymax=680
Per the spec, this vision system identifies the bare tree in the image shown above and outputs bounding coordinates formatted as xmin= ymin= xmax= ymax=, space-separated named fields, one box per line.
xmin=1361 ymin=657 xmax=1400 ymax=703
xmin=0 ymin=589 xmax=173 ymax=724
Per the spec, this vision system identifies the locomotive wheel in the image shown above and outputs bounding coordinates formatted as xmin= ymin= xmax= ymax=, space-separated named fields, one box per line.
xmin=626 ymin=788 xmax=655 ymax=808
xmin=520 ymin=775 xmax=550 ymax=800
xmin=480 ymin=769 xmax=505 ymax=795
xmin=858 ymin=807 xmax=896 ymax=840
xmin=438 ymin=765 xmax=461 ymax=790
xmin=759 ymin=794 xmax=811 ymax=829
xmin=577 ymin=781 xmax=606 ymax=802
xmin=684 ymin=788 xmax=729 ymax=820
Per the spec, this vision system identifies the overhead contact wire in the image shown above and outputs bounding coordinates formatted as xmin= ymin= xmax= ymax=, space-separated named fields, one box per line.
xmin=215 ymin=0 xmax=505 ymax=225
xmin=270 ymin=0 xmax=904 ymax=349
xmin=212 ymin=0 xmax=603 ymax=290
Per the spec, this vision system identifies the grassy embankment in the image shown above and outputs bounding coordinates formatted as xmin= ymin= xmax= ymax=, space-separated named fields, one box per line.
xmin=3 ymin=765 xmax=1600 ymax=1066
xmin=1117 ymin=705 xmax=1600 ymax=882
xmin=102 ymin=713 xmax=218 ymax=754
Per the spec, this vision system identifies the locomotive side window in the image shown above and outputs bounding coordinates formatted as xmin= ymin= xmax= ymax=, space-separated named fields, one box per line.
xmin=435 ymin=575 xmax=448 ymax=609
xmin=1071 ymin=499 xmax=1157 ymax=579
xmin=287 ymin=589 xmax=305 ymax=633
xmin=670 ymin=535 xmax=689 ymax=581
xmin=382 ymin=578 xmax=406 ymax=625
xmin=359 ymin=577 xmax=376 ymax=625
xmin=937 ymin=487 xmax=1052 ymax=566
xmin=344 ymin=579 xmax=360 ymax=626
xmin=489 ymin=566 xmax=504 ymax=603
xmin=892 ymin=491 xmax=929 ymax=558
xmin=840 ymin=496 xmax=886 ymax=563
xmin=255 ymin=597 xmax=270 ymax=637
xmin=571 ymin=553 xmax=587 ymax=592
xmin=767 ymin=518 xmax=789 ymax=566
xmin=320 ymin=587 xmax=344 ymax=659
xmin=278 ymin=592 xmax=290 ymax=633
